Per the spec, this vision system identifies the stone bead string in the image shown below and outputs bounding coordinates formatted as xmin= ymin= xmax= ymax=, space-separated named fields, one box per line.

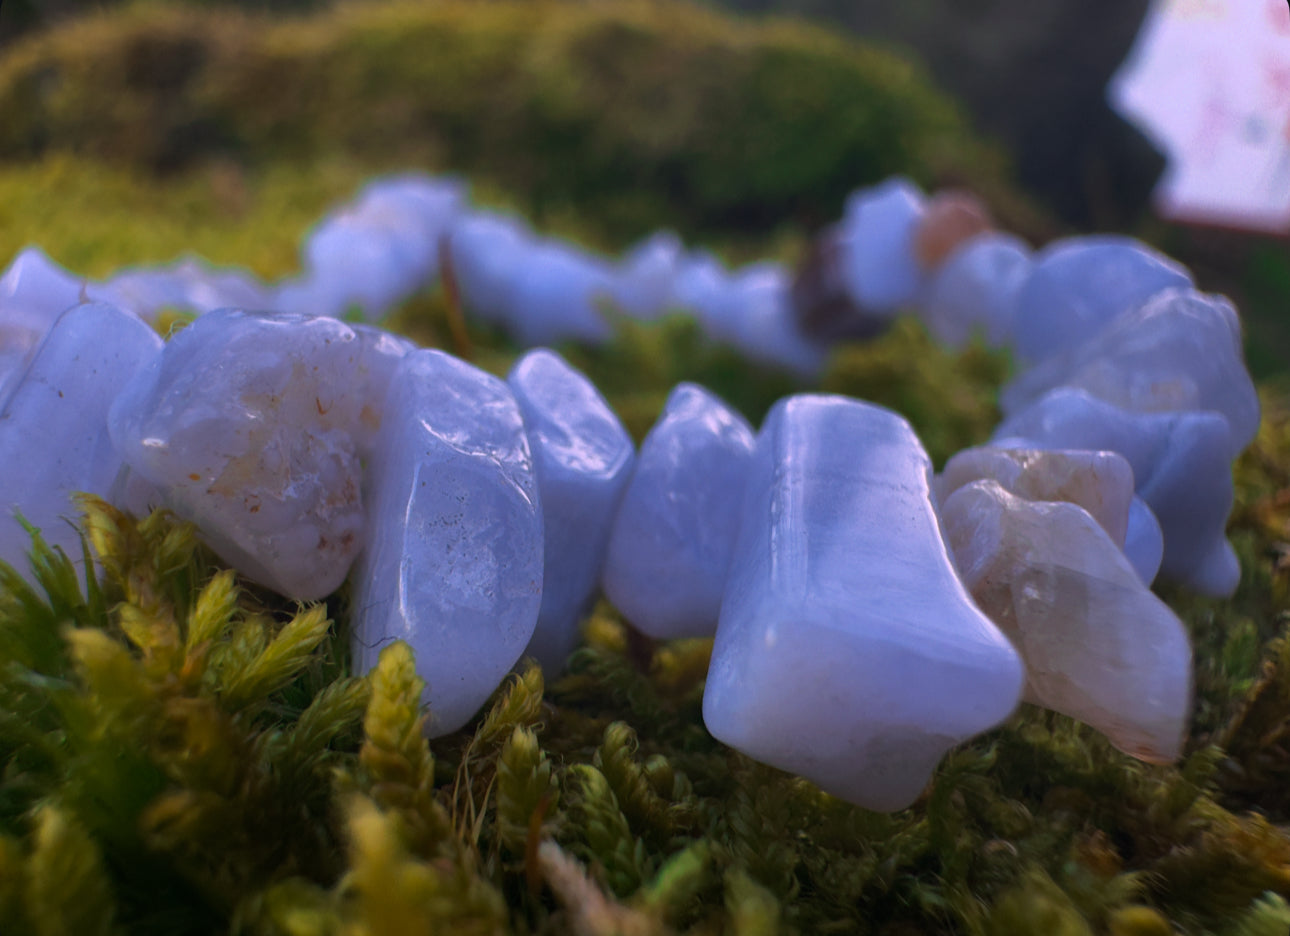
xmin=0 ymin=172 xmax=1259 ymax=812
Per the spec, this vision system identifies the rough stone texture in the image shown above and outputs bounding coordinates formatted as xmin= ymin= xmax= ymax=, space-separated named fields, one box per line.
xmin=705 ymin=395 xmax=1023 ymax=812
xmin=915 ymin=232 xmax=1031 ymax=350
xmin=108 ymin=309 xmax=367 ymax=600
xmin=1001 ymin=287 xmax=1259 ymax=458
xmin=508 ymin=349 xmax=635 ymax=672
xmin=942 ymin=479 xmax=1191 ymax=763
xmin=937 ymin=446 xmax=1133 ymax=548
xmin=1010 ymin=235 xmax=1192 ymax=365
xmin=0 ymin=302 xmax=162 ymax=574
xmin=837 ymin=176 xmax=927 ymax=317
xmin=602 ymin=383 xmax=755 ymax=639
xmin=351 ymin=349 xmax=542 ymax=736
xmin=995 ymin=387 xmax=1238 ymax=597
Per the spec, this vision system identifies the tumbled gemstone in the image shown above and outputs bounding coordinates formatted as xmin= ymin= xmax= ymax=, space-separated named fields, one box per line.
xmin=602 ymin=383 xmax=755 ymax=639
xmin=942 ymin=479 xmax=1191 ymax=763
xmin=348 ymin=324 xmax=416 ymax=458
xmin=837 ymin=177 xmax=927 ymax=315
xmin=1126 ymin=497 xmax=1164 ymax=586
xmin=1009 ymin=236 xmax=1192 ymax=365
xmin=351 ymin=349 xmax=542 ymax=736
xmin=915 ymin=233 xmax=1031 ymax=349
xmin=789 ymin=226 xmax=894 ymax=343
xmin=0 ymin=248 xmax=85 ymax=398
xmin=508 ymin=349 xmax=635 ymax=671
xmin=995 ymin=388 xmax=1238 ymax=596
xmin=700 ymin=264 xmax=828 ymax=377
xmin=937 ymin=446 xmax=1134 ymax=548
xmin=108 ymin=310 xmax=367 ymax=600
xmin=1001 ymin=288 xmax=1258 ymax=458
xmin=96 ymin=257 xmax=270 ymax=322
xmin=444 ymin=211 xmax=534 ymax=325
xmin=611 ymin=231 xmax=683 ymax=321
xmin=0 ymin=302 xmax=162 ymax=573
xmin=913 ymin=189 xmax=994 ymax=270
xmin=704 ymin=395 xmax=1023 ymax=812
xmin=505 ymin=243 xmax=614 ymax=346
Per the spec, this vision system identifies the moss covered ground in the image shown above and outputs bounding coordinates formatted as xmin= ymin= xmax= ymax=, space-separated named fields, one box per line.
xmin=3 ymin=2 xmax=1290 ymax=933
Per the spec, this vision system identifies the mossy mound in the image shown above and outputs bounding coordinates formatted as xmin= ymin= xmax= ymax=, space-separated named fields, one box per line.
xmin=0 ymin=0 xmax=1034 ymax=243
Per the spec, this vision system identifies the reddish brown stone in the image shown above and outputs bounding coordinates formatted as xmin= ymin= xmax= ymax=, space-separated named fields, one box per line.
xmin=914 ymin=190 xmax=993 ymax=270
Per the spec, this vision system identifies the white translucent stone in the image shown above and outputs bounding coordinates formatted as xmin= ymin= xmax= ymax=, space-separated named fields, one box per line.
xmin=0 ymin=302 xmax=162 ymax=573
xmin=611 ymin=231 xmax=683 ymax=321
xmin=351 ymin=349 xmax=542 ymax=736
xmin=446 ymin=212 xmax=534 ymax=325
xmin=915 ymin=232 xmax=1032 ymax=349
xmin=1001 ymin=288 xmax=1258 ymax=458
xmin=505 ymin=243 xmax=614 ymax=346
xmin=837 ymin=177 xmax=927 ymax=315
xmin=508 ymin=349 xmax=635 ymax=671
xmin=938 ymin=446 xmax=1133 ymax=548
xmin=700 ymin=264 xmax=827 ymax=377
xmin=704 ymin=396 xmax=1023 ymax=812
xmin=1126 ymin=497 xmax=1164 ymax=586
xmin=941 ymin=479 xmax=1192 ymax=763
xmin=108 ymin=309 xmax=368 ymax=600
xmin=1010 ymin=236 xmax=1192 ymax=365
xmin=995 ymin=388 xmax=1238 ymax=596
xmin=602 ymin=383 xmax=755 ymax=639
xmin=96 ymin=257 xmax=270 ymax=322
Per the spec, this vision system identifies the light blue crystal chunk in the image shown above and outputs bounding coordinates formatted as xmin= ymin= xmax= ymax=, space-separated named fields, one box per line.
xmin=704 ymin=395 xmax=1024 ymax=812
xmin=505 ymin=243 xmax=614 ymax=346
xmin=352 ymin=349 xmax=543 ymax=736
xmin=995 ymin=388 xmax=1238 ymax=596
xmin=1001 ymin=288 xmax=1258 ymax=458
xmin=0 ymin=302 xmax=162 ymax=574
xmin=508 ymin=349 xmax=635 ymax=672
xmin=1010 ymin=236 xmax=1192 ymax=365
xmin=916 ymin=232 xmax=1032 ymax=349
xmin=838 ymin=177 xmax=927 ymax=315
xmin=1126 ymin=497 xmax=1164 ymax=586
xmin=699 ymin=263 xmax=828 ymax=377
xmin=602 ymin=383 xmax=755 ymax=639
xmin=446 ymin=212 xmax=534 ymax=325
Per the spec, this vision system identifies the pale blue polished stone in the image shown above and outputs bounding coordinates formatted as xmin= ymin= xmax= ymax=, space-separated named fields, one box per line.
xmin=0 ymin=302 xmax=162 ymax=575
xmin=446 ymin=212 xmax=534 ymax=325
xmin=508 ymin=349 xmax=635 ymax=672
xmin=352 ymin=349 xmax=543 ymax=736
xmin=699 ymin=263 xmax=828 ymax=377
xmin=97 ymin=257 xmax=270 ymax=322
xmin=505 ymin=243 xmax=614 ymax=346
xmin=1001 ymin=288 xmax=1258 ymax=458
xmin=601 ymin=383 xmax=755 ymax=639
xmin=916 ymin=232 xmax=1032 ymax=350
xmin=1010 ymin=236 xmax=1192 ymax=366
xmin=995 ymin=388 xmax=1238 ymax=597
xmin=1126 ymin=497 xmax=1164 ymax=586
xmin=837 ymin=176 xmax=927 ymax=315
xmin=611 ymin=231 xmax=683 ymax=321
xmin=704 ymin=395 xmax=1023 ymax=812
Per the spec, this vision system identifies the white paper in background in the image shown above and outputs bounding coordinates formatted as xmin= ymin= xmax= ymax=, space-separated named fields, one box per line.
xmin=1109 ymin=0 xmax=1290 ymax=232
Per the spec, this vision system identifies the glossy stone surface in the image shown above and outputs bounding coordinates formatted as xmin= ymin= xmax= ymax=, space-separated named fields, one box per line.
xmin=837 ymin=176 xmax=927 ymax=316
xmin=349 ymin=324 xmax=416 ymax=457
xmin=1126 ymin=497 xmax=1165 ymax=586
xmin=109 ymin=310 xmax=367 ymax=600
xmin=602 ymin=383 xmax=755 ymax=639
xmin=995 ymin=388 xmax=1238 ymax=596
xmin=0 ymin=302 xmax=162 ymax=573
xmin=915 ymin=233 xmax=1031 ymax=350
xmin=508 ymin=349 xmax=635 ymax=672
xmin=938 ymin=446 xmax=1133 ymax=548
xmin=0 ymin=248 xmax=84 ymax=398
xmin=1010 ymin=236 xmax=1192 ymax=365
xmin=1001 ymin=288 xmax=1258 ymax=458
xmin=351 ymin=349 xmax=542 ymax=736
xmin=942 ymin=479 xmax=1191 ymax=763
xmin=704 ymin=396 xmax=1023 ymax=812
